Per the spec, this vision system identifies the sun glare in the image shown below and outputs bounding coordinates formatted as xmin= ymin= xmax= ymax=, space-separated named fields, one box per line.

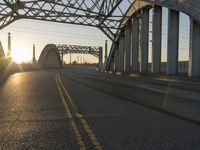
xmin=12 ymin=43 xmax=31 ymax=63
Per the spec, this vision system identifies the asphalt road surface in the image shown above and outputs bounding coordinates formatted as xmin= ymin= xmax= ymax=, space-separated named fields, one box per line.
xmin=0 ymin=65 xmax=200 ymax=150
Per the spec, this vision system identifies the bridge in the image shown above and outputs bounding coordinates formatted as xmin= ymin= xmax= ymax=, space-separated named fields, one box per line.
xmin=0 ymin=0 xmax=200 ymax=76
xmin=37 ymin=44 xmax=103 ymax=69
xmin=0 ymin=1 xmax=200 ymax=149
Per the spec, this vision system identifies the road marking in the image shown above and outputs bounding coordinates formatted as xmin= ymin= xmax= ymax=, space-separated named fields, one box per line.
xmin=136 ymin=84 xmax=165 ymax=94
xmin=55 ymin=75 xmax=86 ymax=150
xmin=57 ymin=74 xmax=103 ymax=150
xmin=116 ymin=72 xmax=122 ymax=75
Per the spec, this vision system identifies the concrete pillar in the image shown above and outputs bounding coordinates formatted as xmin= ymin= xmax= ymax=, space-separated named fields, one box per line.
xmin=7 ymin=32 xmax=12 ymax=62
xmin=32 ymin=44 xmax=37 ymax=63
xmin=61 ymin=52 xmax=64 ymax=64
xmin=114 ymin=48 xmax=119 ymax=71
xmin=80 ymin=57 xmax=82 ymax=64
xmin=189 ymin=19 xmax=200 ymax=76
xmin=140 ymin=9 xmax=149 ymax=72
xmin=98 ymin=47 xmax=103 ymax=70
xmin=69 ymin=52 xmax=72 ymax=64
xmin=131 ymin=17 xmax=139 ymax=72
xmin=125 ymin=23 xmax=132 ymax=72
xmin=77 ymin=56 xmax=79 ymax=64
xmin=167 ymin=9 xmax=179 ymax=75
xmin=119 ymin=35 xmax=125 ymax=72
xmin=152 ymin=6 xmax=162 ymax=73
xmin=105 ymin=40 xmax=108 ymax=64
xmin=110 ymin=61 xmax=115 ymax=71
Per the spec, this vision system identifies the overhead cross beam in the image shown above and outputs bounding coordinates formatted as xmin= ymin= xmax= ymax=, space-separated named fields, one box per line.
xmin=0 ymin=0 xmax=134 ymax=41
xmin=57 ymin=44 xmax=101 ymax=58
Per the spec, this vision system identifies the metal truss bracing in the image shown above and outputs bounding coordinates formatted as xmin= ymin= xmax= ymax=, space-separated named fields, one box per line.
xmin=0 ymin=1 xmax=199 ymax=41
xmin=57 ymin=44 xmax=101 ymax=58
xmin=0 ymin=0 xmax=135 ymax=41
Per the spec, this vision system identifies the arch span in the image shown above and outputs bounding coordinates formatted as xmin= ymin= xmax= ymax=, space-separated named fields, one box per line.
xmin=38 ymin=44 xmax=103 ymax=69
xmin=106 ymin=0 xmax=200 ymax=76
xmin=0 ymin=0 xmax=135 ymax=41
xmin=38 ymin=44 xmax=62 ymax=69
xmin=0 ymin=1 xmax=200 ymax=41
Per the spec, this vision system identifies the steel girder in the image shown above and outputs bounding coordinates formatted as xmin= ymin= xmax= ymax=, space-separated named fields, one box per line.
xmin=0 ymin=0 xmax=135 ymax=41
xmin=57 ymin=44 xmax=101 ymax=58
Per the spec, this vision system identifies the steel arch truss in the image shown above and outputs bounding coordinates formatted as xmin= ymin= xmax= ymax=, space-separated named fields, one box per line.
xmin=57 ymin=44 xmax=101 ymax=58
xmin=0 ymin=0 xmax=135 ymax=41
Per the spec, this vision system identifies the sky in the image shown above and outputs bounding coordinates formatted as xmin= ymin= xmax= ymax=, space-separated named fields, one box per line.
xmin=0 ymin=6 xmax=190 ymax=64
xmin=0 ymin=19 xmax=110 ymax=64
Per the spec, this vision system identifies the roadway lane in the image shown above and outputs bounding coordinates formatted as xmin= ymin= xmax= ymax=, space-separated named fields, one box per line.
xmin=0 ymin=71 xmax=78 ymax=149
xmin=0 ymin=66 xmax=200 ymax=150
xmin=58 ymin=65 xmax=200 ymax=149
xmin=60 ymin=66 xmax=200 ymax=124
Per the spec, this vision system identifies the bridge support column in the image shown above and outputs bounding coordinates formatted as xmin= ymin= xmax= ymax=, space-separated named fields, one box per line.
xmin=152 ymin=6 xmax=162 ymax=73
xmin=125 ymin=23 xmax=132 ymax=72
xmin=167 ymin=9 xmax=179 ymax=75
xmin=119 ymin=35 xmax=125 ymax=72
xmin=131 ymin=17 xmax=139 ymax=72
xmin=140 ymin=9 xmax=149 ymax=72
xmin=189 ymin=19 xmax=200 ymax=76
xmin=114 ymin=48 xmax=120 ymax=71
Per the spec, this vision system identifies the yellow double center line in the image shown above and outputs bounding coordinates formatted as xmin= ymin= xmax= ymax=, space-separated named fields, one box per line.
xmin=55 ymin=74 xmax=103 ymax=150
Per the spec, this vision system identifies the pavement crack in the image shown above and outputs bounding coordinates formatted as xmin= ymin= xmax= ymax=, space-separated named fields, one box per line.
xmin=10 ymin=111 xmax=22 ymax=129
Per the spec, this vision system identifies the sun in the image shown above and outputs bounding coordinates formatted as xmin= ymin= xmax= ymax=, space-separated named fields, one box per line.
xmin=12 ymin=43 xmax=32 ymax=63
